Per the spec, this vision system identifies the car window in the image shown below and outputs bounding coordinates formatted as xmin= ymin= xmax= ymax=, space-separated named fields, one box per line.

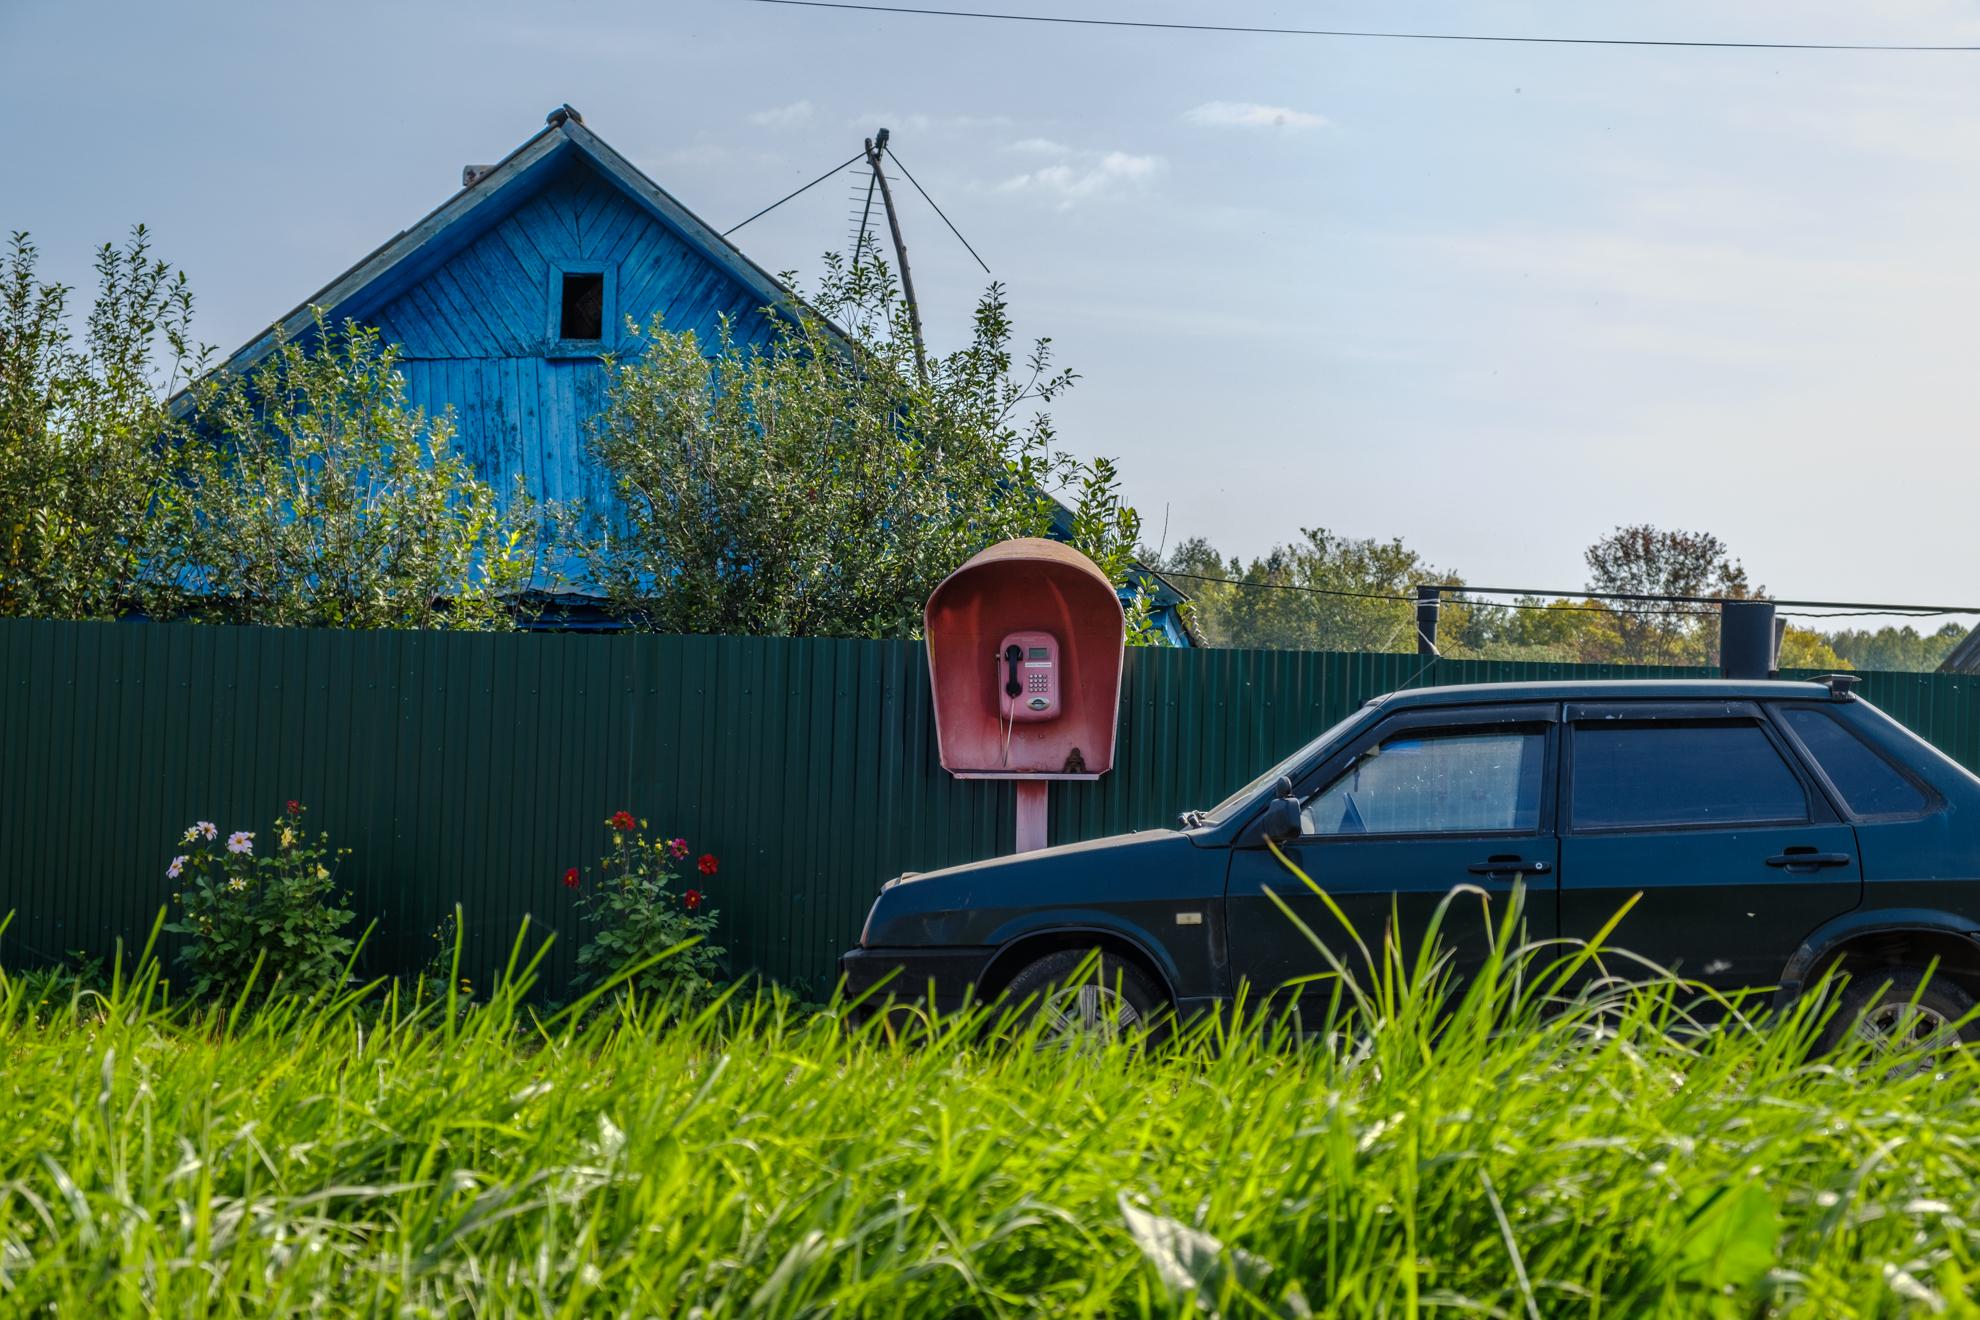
xmin=1303 ymin=729 xmax=1544 ymax=837
xmin=1571 ymin=721 xmax=1806 ymax=830
xmin=1199 ymin=708 xmax=1374 ymax=824
xmin=1780 ymin=707 xmax=1928 ymax=817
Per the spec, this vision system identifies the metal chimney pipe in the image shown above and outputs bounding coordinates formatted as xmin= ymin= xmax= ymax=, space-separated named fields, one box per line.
xmin=1415 ymin=584 xmax=1441 ymax=657
xmin=1720 ymin=599 xmax=1779 ymax=679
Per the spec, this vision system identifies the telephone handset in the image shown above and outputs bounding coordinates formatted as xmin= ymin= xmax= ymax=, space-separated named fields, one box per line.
xmin=996 ymin=630 xmax=1060 ymax=723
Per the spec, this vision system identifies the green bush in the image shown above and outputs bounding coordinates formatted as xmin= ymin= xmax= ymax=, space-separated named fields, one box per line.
xmin=571 ymin=811 xmax=726 ymax=1004
xmin=163 ymin=800 xmax=355 ymax=999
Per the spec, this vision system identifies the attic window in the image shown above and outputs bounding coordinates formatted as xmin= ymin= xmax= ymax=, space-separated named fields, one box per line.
xmin=559 ymin=272 xmax=604 ymax=341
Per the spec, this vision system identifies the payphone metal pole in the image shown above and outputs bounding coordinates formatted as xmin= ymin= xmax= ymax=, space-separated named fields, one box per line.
xmin=1015 ymin=781 xmax=1050 ymax=853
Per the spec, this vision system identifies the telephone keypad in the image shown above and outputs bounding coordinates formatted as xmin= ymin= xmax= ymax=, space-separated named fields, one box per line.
xmin=1027 ymin=674 xmax=1049 ymax=693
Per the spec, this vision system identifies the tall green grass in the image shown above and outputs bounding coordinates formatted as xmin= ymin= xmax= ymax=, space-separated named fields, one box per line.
xmin=3 ymin=897 xmax=1978 ymax=1316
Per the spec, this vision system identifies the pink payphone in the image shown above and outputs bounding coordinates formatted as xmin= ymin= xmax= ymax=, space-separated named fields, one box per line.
xmin=998 ymin=630 xmax=1060 ymax=723
xmin=924 ymin=539 xmax=1126 ymax=852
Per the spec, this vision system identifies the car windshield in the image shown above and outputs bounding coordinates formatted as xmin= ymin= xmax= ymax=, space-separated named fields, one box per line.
xmin=1196 ymin=707 xmax=1377 ymax=825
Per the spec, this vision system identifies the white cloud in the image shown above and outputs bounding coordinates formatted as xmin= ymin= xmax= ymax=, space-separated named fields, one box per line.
xmin=1184 ymin=101 xmax=1329 ymax=131
xmin=998 ymin=150 xmax=1165 ymax=205
xmin=749 ymin=100 xmax=814 ymax=128
xmin=1005 ymin=137 xmax=1073 ymax=156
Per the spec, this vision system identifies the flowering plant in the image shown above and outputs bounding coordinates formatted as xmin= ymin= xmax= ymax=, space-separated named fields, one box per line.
xmin=164 ymin=801 xmax=355 ymax=999
xmin=570 ymin=811 xmax=726 ymax=1005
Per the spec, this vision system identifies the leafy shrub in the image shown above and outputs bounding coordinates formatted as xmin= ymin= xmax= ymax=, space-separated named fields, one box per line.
xmin=181 ymin=312 xmax=541 ymax=630
xmin=163 ymin=800 xmax=355 ymax=999
xmin=1 ymin=228 xmax=210 ymax=620
xmin=583 ymin=242 xmax=1158 ymax=641
xmin=571 ymin=811 xmax=725 ymax=1004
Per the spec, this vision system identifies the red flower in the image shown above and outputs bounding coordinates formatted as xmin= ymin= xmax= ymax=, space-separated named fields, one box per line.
xmin=698 ymin=853 xmax=719 ymax=876
xmin=684 ymin=888 xmax=703 ymax=911
xmin=608 ymin=810 xmax=638 ymax=832
xmin=285 ymin=799 xmax=302 ymax=816
xmin=562 ymin=866 xmax=580 ymax=890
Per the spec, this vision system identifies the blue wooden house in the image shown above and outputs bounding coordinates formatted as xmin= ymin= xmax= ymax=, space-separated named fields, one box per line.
xmin=198 ymin=106 xmax=1193 ymax=642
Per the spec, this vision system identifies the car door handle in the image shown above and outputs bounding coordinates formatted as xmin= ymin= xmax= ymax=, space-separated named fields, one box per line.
xmin=1467 ymin=857 xmax=1550 ymax=877
xmin=1764 ymin=851 xmax=1852 ymax=869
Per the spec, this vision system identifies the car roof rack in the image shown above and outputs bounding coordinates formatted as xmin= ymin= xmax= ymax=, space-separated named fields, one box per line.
xmin=1813 ymin=673 xmax=1861 ymax=701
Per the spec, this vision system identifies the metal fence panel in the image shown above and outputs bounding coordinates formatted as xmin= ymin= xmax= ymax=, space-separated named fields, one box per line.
xmin=2 ymin=619 xmax=1972 ymax=994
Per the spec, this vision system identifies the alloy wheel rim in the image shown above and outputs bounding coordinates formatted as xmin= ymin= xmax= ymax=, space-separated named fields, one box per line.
xmin=1037 ymin=983 xmax=1140 ymax=1049
xmin=1855 ymin=1000 xmax=1960 ymax=1076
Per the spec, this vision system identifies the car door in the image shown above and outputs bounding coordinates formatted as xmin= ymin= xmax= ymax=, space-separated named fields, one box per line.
xmin=1223 ymin=703 xmax=1560 ymax=1014
xmin=1557 ymin=700 xmax=1863 ymax=998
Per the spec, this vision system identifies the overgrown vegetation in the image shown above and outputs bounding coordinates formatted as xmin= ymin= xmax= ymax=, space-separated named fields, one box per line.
xmin=0 ymin=232 xmax=539 ymax=630
xmin=0 ymin=229 xmax=208 ymax=619
xmin=584 ymin=243 xmax=1154 ymax=640
xmin=4 ymin=895 xmax=1979 ymax=1313
xmin=180 ymin=314 xmax=541 ymax=630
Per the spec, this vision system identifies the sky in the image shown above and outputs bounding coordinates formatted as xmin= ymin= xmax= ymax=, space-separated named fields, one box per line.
xmin=6 ymin=0 xmax=1980 ymax=627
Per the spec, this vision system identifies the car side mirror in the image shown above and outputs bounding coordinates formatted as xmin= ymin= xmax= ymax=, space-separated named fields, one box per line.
xmin=1240 ymin=777 xmax=1304 ymax=847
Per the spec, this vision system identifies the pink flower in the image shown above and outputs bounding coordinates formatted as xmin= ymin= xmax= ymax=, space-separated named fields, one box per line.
xmin=226 ymin=831 xmax=253 ymax=855
xmin=669 ymin=838 xmax=690 ymax=860
xmin=166 ymin=855 xmax=187 ymax=879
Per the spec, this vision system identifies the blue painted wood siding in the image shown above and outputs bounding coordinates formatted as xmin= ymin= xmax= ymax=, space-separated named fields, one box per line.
xmin=366 ymin=158 xmax=781 ymax=565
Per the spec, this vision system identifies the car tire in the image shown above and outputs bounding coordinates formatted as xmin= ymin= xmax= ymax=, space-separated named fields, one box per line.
xmin=998 ymin=948 xmax=1168 ymax=1049
xmin=1813 ymin=965 xmax=1978 ymax=1068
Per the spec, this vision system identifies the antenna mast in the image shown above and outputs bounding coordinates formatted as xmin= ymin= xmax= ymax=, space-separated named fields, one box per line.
xmin=863 ymin=127 xmax=929 ymax=382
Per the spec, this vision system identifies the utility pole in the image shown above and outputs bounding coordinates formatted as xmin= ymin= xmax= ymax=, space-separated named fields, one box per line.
xmin=864 ymin=127 xmax=928 ymax=383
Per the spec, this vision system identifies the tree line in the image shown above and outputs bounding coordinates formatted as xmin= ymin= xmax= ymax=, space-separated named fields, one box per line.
xmin=1147 ymin=524 xmax=1964 ymax=671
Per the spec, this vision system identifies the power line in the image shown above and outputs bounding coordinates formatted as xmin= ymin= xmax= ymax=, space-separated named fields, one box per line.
xmin=1457 ymin=585 xmax=1980 ymax=614
xmin=1151 ymin=571 xmax=1714 ymax=618
xmin=747 ymin=1 xmax=1980 ymax=53
xmin=1154 ymin=570 xmax=1412 ymax=605
xmin=724 ymin=150 xmax=868 ymax=237
xmin=1150 ymin=570 xmax=1978 ymax=621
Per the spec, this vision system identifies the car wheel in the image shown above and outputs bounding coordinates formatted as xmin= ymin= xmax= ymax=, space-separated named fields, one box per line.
xmin=1816 ymin=965 xmax=1977 ymax=1074
xmin=998 ymin=948 xmax=1167 ymax=1050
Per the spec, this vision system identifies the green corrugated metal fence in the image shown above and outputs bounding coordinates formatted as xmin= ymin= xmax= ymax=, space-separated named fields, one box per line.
xmin=3 ymin=619 xmax=1976 ymax=994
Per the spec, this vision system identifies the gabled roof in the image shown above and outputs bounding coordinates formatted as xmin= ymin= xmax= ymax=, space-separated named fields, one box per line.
xmin=178 ymin=105 xmax=822 ymax=409
xmin=1938 ymin=625 xmax=1980 ymax=674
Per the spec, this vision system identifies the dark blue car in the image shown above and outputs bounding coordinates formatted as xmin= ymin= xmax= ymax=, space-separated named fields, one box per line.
xmin=842 ymin=677 xmax=1980 ymax=1052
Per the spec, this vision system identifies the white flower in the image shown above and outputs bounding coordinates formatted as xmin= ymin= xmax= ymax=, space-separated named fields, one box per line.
xmin=197 ymin=821 xmax=218 ymax=841
xmin=225 ymin=876 xmax=248 ymax=893
xmin=166 ymin=855 xmax=187 ymax=879
xmin=226 ymin=831 xmax=253 ymax=855
xmin=180 ymin=826 xmax=199 ymax=844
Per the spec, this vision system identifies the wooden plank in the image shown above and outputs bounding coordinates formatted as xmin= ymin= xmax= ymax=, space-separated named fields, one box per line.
xmin=515 ymin=189 xmax=579 ymax=263
xmin=426 ymin=265 xmax=506 ymax=357
xmin=582 ymin=187 xmax=639 ymax=265
xmin=449 ymin=238 xmax=538 ymax=355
